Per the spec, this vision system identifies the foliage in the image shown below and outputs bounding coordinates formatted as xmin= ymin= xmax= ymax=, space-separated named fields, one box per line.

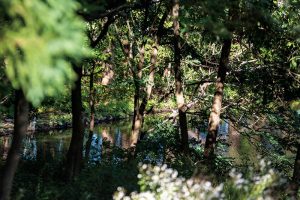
xmin=1 ymin=0 xmax=300 ymax=199
xmin=114 ymin=160 xmax=280 ymax=200
xmin=0 ymin=0 xmax=90 ymax=105
xmin=12 ymin=153 xmax=139 ymax=200
xmin=135 ymin=119 xmax=179 ymax=165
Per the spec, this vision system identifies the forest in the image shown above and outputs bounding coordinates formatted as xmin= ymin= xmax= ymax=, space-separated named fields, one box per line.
xmin=0 ymin=0 xmax=300 ymax=199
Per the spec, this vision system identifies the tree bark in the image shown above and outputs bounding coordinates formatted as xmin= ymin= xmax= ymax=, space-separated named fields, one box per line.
xmin=140 ymin=8 xmax=168 ymax=111
xmin=0 ymin=90 xmax=29 ymax=200
xmin=130 ymin=8 xmax=168 ymax=146
xmin=130 ymin=2 xmax=150 ymax=147
xmin=85 ymin=65 xmax=95 ymax=160
xmin=130 ymin=45 xmax=144 ymax=147
xmin=65 ymin=65 xmax=84 ymax=181
xmin=204 ymin=38 xmax=232 ymax=158
xmin=2 ymin=137 xmax=10 ymax=160
xmin=134 ymin=43 xmax=158 ymax=145
xmin=290 ymin=142 xmax=300 ymax=198
xmin=172 ymin=0 xmax=189 ymax=154
xmin=139 ymin=43 xmax=158 ymax=121
xmin=293 ymin=143 xmax=300 ymax=183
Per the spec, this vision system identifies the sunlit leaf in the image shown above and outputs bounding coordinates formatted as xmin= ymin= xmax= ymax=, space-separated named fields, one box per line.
xmin=0 ymin=0 xmax=91 ymax=106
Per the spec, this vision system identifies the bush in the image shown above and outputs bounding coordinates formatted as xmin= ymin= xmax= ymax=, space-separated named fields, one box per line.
xmin=114 ymin=159 xmax=280 ymax=200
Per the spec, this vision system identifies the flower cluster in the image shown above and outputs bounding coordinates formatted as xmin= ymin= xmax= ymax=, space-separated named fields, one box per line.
xmin=114 ymin=164 xmax=224 ymax=200
xmin=226 ymin=159 xmax=278 ymax=199
xmin=114 ymin=159 xmax=279 ymax=200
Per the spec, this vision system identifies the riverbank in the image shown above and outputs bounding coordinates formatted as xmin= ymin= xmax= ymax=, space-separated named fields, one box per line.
xmin=0 ymin=107 xmax=178 ymax=137
xmin=0 ymin=113 xmax=129 ymax=136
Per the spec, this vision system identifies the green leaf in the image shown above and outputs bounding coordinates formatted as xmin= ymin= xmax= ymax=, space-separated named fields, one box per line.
xmin=0 ymin=0 xmax=91 ymax=106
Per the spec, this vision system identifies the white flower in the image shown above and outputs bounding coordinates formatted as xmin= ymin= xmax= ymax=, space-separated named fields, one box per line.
xmin=161 ymin=164 xmax=167 ymax=171
xmin=171 ymin=170 xmax=178 ymax=179
xmin=113 ymin=161 xmax=278 ymax=200
xmin=142 ymin=164 xmax=147 ymax=170
xmin=203 ymin=181 xmax=212 ymax=190
xmin=151 ymin=175 xmax=159 ymax=182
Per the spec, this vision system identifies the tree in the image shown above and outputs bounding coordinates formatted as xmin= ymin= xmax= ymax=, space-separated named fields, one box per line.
xmin=0 ymin=0 xmax=89 ymax=198
xmin=172 ymin=0 xmax=189 ymax=153
xmin=203 ymin=1 xmax=237 ymax=158
xmin=84 ymin=19 xmax=116 ymax=161
xmin=112 ymin=2 xmax=168 ymax=147
xmin=137 ymin=8 xmax=169 ymax=141
xmin=85 ymin=63 xmax=96 ymax=160
xmin=0 ymin=90 xmax=28 ymax=200
xmin=66 ymin=17 xmax=113 ymax=179
xmin=291 ymin=142 xmax=300 ymax=198
xmin=0 ymin=0 xmax=89 ymax=106
xmin=204 ymin=38 xmax=232 ymax=158
xmin=65 ymin=64 xmax=85 ymax=181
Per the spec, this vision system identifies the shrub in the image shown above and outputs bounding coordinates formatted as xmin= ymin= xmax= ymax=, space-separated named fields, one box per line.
xmin=114 ymin=159 xmax=279 ymax=200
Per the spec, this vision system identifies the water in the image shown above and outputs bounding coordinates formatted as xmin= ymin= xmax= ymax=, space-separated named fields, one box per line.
xmin=0 ymin=118 xmax=257 ymax=165
xmin=0 ymin=120 xmax=132 ymax=164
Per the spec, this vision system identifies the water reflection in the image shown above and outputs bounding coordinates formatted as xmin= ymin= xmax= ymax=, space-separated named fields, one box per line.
xmin=0 ymin=121 xmax=133 ymax=163
xmin=218 ymin=119 xmax=229 ymax=139
xmin=0 ymin=118 xmax=257 ymax=164
xmin=196 ymin=119 xmax=230 ymax=145
xmin=86 ymin=134 xmax=102 ymax=163
xmin=99 ymin=125 xmax=131 ymax=149
xmin=23 ymin=134 xmax=37 ymax=160
xmin=1 ymin=136 xmax=10 ymax=160
xmin=115 ymin=128 xmax=122 ymax=147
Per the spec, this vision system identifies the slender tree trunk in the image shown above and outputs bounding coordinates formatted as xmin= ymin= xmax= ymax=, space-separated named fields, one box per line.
xmin=2 ymin=137 xmax=10 ymax=160
xmin=172 ymin=0 xmax=189 ymax=153
xmin=131 ymin=45 xmax=144 ymax=147
xmin=290 ymin=143 xmax=300 ymax=198
xmin=101 ymin=42 xmax=115 ymax=86
xmin=293 ymin=142 xmax=300 ymax=184
xmin=84 ymin=20 xmax=112 ymax=159
xmin=144 ymin=11 xmax=170 ymax=116
xmin=85 ymin=65 xmax=95 ymax=160
xmin=139 ymin=43 xmax=158 ymax=122
xmin=135 ymin=43 xmax=158 ymax=143
xmin=129 ymin=2 xmax=151 ymax=147
xmin=146 ymin=45 xmax=157 ymax=100
xmin=204 ymin=38 xmax=232 ymax=158
xmin=0 ymin=90 xmax=29 ymax=200
xmin=65 ymin=65 xmax=84 ymax=181
xmin=130 ymin=9 xmax=167 ymax=145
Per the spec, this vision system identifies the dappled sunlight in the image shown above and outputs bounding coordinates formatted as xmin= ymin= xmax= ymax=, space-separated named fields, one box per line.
xmin=0 ymin=0 xmax=300 ymax=199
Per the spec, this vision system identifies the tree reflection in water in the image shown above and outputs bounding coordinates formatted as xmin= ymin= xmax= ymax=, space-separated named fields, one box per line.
xmin=1 ymin=136 xmax=10 ymax=160
xmin=114 ymin=128 xmax=122 ymax=148
xmin=0 ymin=119 xmax=235 ymax=164
xmin=87 ymin=134 xmax=102 ymax=163
xmin=22 ymin=134 xmax=37 ymax=160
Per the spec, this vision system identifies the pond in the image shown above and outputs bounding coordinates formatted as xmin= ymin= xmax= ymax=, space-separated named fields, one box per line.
xmin=0 ymin=118 xmax=258 ymax=165
xmin=0 ymin=120 xmax=133 ymax=164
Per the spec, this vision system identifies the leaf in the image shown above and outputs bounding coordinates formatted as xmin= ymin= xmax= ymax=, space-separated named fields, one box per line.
xmin=0 ymin=0 xmax=91 ymax=106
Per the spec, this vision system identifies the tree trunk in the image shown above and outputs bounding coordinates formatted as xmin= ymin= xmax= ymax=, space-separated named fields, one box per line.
xmin=0 ymin=90 xmax=29 ymax=200
xmin=172 ymin=0 xmax=189 ymax=154
xmin=204 ymin=38 xmax=232 ymax=158
xmin=135 ymin=43 xmax=158 ymax=144
xmin=138 ymin=43 xmax=158 ymax=124
xmin=293 ymin=142 xmax=300 ymax=185
xmin=131 ymin=45 xmax=144 ymax=147
xmin=101 ymin=41 xmax=115 ymax=86
xmin=65 ymin=65 xmax=84 ymax=181
xmin=290 ymin=142 xmax=300 ymax=198
xmin=130 ymin=9 xmax=167 ymax=146
xmin=2 ymin=137 xmax=10 ymax=160
xmin=85 ymin=65 xmax=95 ymax=160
